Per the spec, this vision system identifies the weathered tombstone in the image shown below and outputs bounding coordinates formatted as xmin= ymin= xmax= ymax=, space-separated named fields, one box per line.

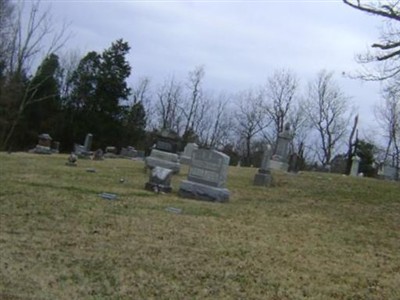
xmin=180 ymin=143 xmax=199 ymax=165
xmin=74 ymin=133 xmax=93 ymax=159
xmin=270 ymin=123 xmax=293 ymax=171
xmin=93 ymin=149 xmax=104 ymax=160
xmin=29 ymin=133 xmax=53 ymax=154
xmin=104 ymin=146 xmax=119 ymax=158
xmin=84 ymin=133 xmax=93 ymax=152
xmin=253 ymin=144 xmax=273 ymax=186
xmin=145 ymin=166 xmax=173 ymax=193
xmin=178 ymin=149 xmax=230 ymax=202
xmin=378 ymin=163 xmax=399 ymax=180
xmin=65 ymin=152 xmax=77 ymax=166
xmin=350 ymin=155 xmax=361 ymax=176
xmin=120 ymin=146 xmax=137 ymax=158
xmin=145 ymin=129 xmax=181 ymax=173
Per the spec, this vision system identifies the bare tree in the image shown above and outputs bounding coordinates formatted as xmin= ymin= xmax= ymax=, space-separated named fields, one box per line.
xmin=182 ymin=65 xmax=205 ymax=140
xmin=288 ymin=98 xmax=312 ymax=162
xmin=156 ymin=76 xmax=183 ymax=134
xmin=0 ymin=0 xmax=69 ymax=149
xmin=263 ymin=69 xmax=299 ymax=144
xmin=375 ymin=82 xmax=400 ymax=178
xmin=343 ymin=0 xmax=400 ymax=80
xmin=234 ymin=89 xmax=270 ymax=165
xmin=58 ymin=49 xmax=81 ymax=102
xmin=304 ymin=70 xmax=352 ymax=165
xmin=196 ymin=93 xmax=233 ymax=149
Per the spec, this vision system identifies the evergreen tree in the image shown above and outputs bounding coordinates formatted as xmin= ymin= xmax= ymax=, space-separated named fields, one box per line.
xmin=356 ymin=140 xmax=377 ymax=177
xmin=65 ymin=39 xmax=132 ymax=149
xmin=122 ymin=101 xmax=146 ymax=148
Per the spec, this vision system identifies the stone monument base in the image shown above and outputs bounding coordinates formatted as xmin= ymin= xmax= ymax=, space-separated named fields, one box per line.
xmin=269 ymin=160 xmax=288 ymax=171
xmin=29 ymin=145 xmax=52 ymax=154
xmin=145 ymin=182 xmax=172 ymax=193
xmin=178 ymin=180 xmax=229 ymax=203
xmin=253 ymin=170 xmax=272 ymax=186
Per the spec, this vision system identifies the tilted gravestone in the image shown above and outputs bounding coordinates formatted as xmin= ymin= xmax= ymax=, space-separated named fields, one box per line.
xmin=178 ymin=149 xmax=230 ymax=202
xmin=145 ymin=166 xmax=173 ymax=193
xmin=253 ymin=144 xmax=272 ymax=186
xmin=180 ymin=143 xmax=199 ymax=165
xmin=145 ymin=129 xmax=181 ymax=173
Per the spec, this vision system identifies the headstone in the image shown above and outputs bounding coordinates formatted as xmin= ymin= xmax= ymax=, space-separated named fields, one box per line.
xmin=145 ymin=149 xmax=180 ymax=173
xmin=104 ymin=146 xmax=119 ymax=158
xmin=65 ymin=152 xmax=77 ymax=166
xmin=378 ymin=163 xmax=399 ymax=180
xmin=145 ymin=166 xmax=173 ymax=193
xmin=145 ymin=129 xmax=181 ymax=173
xmin=84 ymin=133 xmax=93 ymax=152
xmin=350 ymin=155 xmax=361 ymax=176
xmin=178 ymin=149 xmax=230 ymax=202
xmin=93 ymin=149 xmax=104 ymax=160
xmin=270 ymin=123 xmax=293 ymax=171
xmin=74 ymin=133 xmax=93 ymax=159
xmin=253 ymin=144 xmax=273 ymax=186
xmin=29 ymin=133 xmax=53 ymax=154
xmin=120 ymin=146 xmax=137 ymax=158
xmin=153 ymin=129 xmax=180 ymax=153
xmin=180 ymin=143 xmax=199 ymax=165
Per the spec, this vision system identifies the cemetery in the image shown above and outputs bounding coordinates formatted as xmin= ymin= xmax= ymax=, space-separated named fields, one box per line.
xmin=1 ymin=1 xmax=400 ymax=298
xmin=0 ymin=151 xmax=399 ymax=299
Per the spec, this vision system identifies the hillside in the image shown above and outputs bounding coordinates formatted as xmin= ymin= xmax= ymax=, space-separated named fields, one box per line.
xmin=0 ymin=153 xmax=399 ymax=299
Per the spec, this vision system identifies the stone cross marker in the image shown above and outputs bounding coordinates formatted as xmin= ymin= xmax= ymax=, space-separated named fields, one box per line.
xmin=179 ymin=149 xmax=230 ymax=202
xmin=253 ymin=144 xmax=272 ymax=186
xmin=350 ymin=155 xmax=361 ymax=176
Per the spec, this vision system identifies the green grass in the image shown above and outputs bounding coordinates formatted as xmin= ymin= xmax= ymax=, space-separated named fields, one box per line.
xmin=0 ymin=152 xmax=399 ymax=299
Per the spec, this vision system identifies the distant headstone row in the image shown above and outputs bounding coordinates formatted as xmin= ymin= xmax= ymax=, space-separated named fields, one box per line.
xmin=29 ymin=133 xmax=60 ymax=155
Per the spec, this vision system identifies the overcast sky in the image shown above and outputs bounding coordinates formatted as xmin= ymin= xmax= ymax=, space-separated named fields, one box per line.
xmin=36 ymin=0 xmax=384 ymax=134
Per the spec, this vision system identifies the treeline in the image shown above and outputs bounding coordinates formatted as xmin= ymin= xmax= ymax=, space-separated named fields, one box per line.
xmin=1 ymin=0 xmax=399 ymax=176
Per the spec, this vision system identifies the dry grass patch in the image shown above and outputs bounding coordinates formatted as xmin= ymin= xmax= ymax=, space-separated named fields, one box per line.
xmin=0 ymin=152 xmax=399 ymax=299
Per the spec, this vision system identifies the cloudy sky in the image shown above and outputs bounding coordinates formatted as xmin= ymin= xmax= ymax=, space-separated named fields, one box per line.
xmin=36 ymin=0 xmax=384 ymax=132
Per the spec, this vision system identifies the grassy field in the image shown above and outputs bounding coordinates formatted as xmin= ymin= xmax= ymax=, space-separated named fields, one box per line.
xmin=0 ymin=152 xmax=399 ymax=299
